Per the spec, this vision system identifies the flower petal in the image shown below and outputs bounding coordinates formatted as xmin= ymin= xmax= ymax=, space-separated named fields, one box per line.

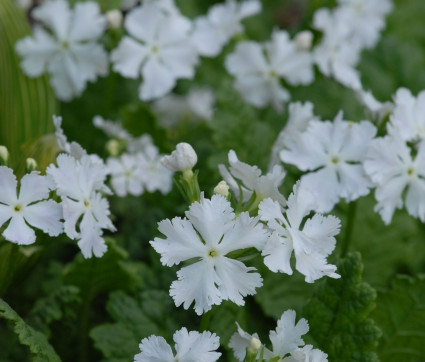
xmin=0 ymin=166 xmax=18 ymax=205
xmin=2 ymin=215 xmax=36 ymax=245
xmin=174 ymin=328 xmax=221 ymax=362
xmin=135 ymin=335 xmax=174 ymax=362
xmin=24 ymin=200 xmax=63 ymax=236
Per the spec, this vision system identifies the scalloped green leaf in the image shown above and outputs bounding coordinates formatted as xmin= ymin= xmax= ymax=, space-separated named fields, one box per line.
xmin=0 ymin=0 xmax=57 ymax=172
xmin=372 ymin=274 xmax=425 ymax=362
xmin=0 ymin=298 xmax=60 ymax=362
xmin=304 ymin=253 xmax=381 ymax=362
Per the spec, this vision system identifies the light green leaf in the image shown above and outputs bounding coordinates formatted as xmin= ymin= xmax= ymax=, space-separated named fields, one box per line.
xmin=0 ymin=0 xmax=57 ymax=173
xmin=304 ymin=253 xmax=381 ymax=362
xmin=0 ymin=298 xmax=61 ymax=362
xmin=373 ymin=274 xmax=425 ymax=362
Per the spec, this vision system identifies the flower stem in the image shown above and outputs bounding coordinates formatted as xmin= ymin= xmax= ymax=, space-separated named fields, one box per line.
xmin=341 ymin=201 xmax=357 ymax=257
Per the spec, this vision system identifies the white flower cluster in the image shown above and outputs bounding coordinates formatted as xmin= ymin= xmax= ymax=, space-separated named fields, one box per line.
xmin=16 ymin=0 xmax=108 ymax=101
xmin=93 ymin=116 xmax=173 ymax=197
xmin=229 ymin=309 xmax=328 ymax=361
xmin=313 ymin=0 xmax=393 ymax=90
xmin=225 ymin=30 xmax=314 ymax=112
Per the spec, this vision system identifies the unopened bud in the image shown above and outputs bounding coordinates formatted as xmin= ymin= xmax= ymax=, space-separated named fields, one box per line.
xmin=106 ymin=9 xmax=123 ymax=29
xmin=294 ymin=30 xmax=313 ymax=51
xmin=26 ymin=158 xmax=38 ymax=172
xmin=247 ymin=337 xmax=262 ymax=355
xmin=0 ymin=146 xmax=9 ymax=165
xmin=214 ymin=181 xmax=230 ymax=198
xmin=161 ymin=142 xmax=197 ymax=172
xmin=106 ymin=139 xmax=121 ymax=157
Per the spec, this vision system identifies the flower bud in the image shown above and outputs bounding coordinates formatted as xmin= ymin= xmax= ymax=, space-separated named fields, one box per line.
xmin=247 ymin=337 xmax=262 ymax=354
xmin=161 ymin=142 xmax=197 ymax=172
xmin=26 ymin=158 xmax=38 ymax=172
xmin=0 ymin=145 xmax=9 ymax=165
xmin=214 ymin=181 xmax=230 ymax=198
xmin=106 ymin=9 xmax=123 ymax=29
xmin=294 ymin=30 xmax=313 ymax=51
xmin=106 ymin=139 xmax=121 ymax=157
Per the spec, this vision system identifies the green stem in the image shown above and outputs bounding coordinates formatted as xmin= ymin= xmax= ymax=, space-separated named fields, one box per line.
xmin=200 ymin=310 xmax=212 ymax=332
xmin=341 ymin=201 xmax=357 ymax=257
xmin=79 ymin=257 xmax=96 ymax=362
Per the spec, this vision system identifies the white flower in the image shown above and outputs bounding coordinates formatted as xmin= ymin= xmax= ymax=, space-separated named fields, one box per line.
xmin=107 ymin=153 xmax=145 ymax=197
xmin=294 ymin=30 xmax=314 ymax=51
xmin=139 ymin=145 xmax=173 ymax=194
xmin=356 ymin=89 xmax=393 ymax=123
xmin=151 ymin=194 xmax=268 ymax=315
xmin=336 ymin=0 xmax=393 ymax=49
xmin=47 ymin=154 xmax=115 ymax=258
xmin=364 ymin=127 xmax=425 ymax=224
xmin=0 ymin=167 xmax=62 ymax=245
xmin=225 ymin=30 xmax=314 ymax=112
xmin=230 ymin=309 xmax=327 ymax=361
xmin=111 ymin=3 xmax=198 ymax=100
xmin=192 ymin=0 xmax=261 ymax=57
xmin=390 ymin=87 xmax=425 ymax=142
xmin=92 ymin=115 xmax=154 ymax=154
xmin=268 ymin=101 xmax=319 ymax=171
xmin=219 ymin=150 xmax=286 ymax=206
xmin=135 ymin=327 xmax=221 ymax=362
xmin=15 ymin=0 xmax=108 ymax=101
xmin=259 ymin=182 xmax=341 ymax=283
xmin=160 ymin=143 xmax=197 ymax=172
xmin=313 ymin=8 xmax=362 ymax=90
xmin=280 ymin=112 xmax=377 ymax=212
xmin=152 ymin=87 xmax=215 ymax=128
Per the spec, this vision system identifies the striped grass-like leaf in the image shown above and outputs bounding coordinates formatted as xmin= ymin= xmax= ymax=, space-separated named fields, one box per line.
xmin=0 ymin=0 xmax=57 ymax=174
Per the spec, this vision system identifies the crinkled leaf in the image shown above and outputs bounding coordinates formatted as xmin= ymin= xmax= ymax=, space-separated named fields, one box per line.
xmin=0 ymin=298 xmax=60 ymax=362
xmin=304 ymin=253 xmax=381 ymax=362
xmin=373 ymin=274 xmax=425 ymax=362
xmin=90 ymin=290 xmax=175 ymax=360
xmin=27 ymin=286 xmax=81 ymax=337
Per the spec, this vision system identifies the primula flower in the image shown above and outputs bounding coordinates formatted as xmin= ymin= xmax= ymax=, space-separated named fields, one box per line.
xmin=313 ymin=8 xmax=362 ymax=90
xmin=336 ymin=0 xmax=393 ymax=49
xmin=219 ymin=150 xmax=286 ymax=206
xmin=0 ymin=167 xmax=62 ymax=245
xmin=364 ymin=126 xmax=425 ymax=224
xmin=192 ymin=0 xmax=261 ymax=57
xmin=225 ymin=30 xmax=314 ymax=112
xmin=390 ymin=87 xmax=425 ymax=142
xmin=269 ymin=101 xmax=319 ymax=170
xmin=47 ymin=154 xmax=115 ymax=258
xmin=280 ymin=112 xmax=377 ymax=212
xmin=151 ymin=194 xmax=268 ymax=315
xmin=229 ymin=309 xmax=328 ymax=361
xmin=135 ymin=327 xmax=221 ymax=362
xmin=107 ymin=154 xmax=145 ymax=197
xmin=111 ymin=3 xmax=198 ymax=100
xmin=259 ymin=182 xmax=341 ymax=283
xmin=139 ymin=145 xmax=174 ymax=194
xmin=15 ymin=0 xmax=108 ymax=101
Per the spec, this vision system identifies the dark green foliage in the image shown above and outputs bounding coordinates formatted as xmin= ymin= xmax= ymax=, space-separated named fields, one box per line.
xmin=0 ymin=298 xmax=61 ymax=361
xmin=373 ymin=274 xmax=425 ymax=362
xmin=90 ymin=290 xmax=176 ymax=361
xmin=304 ymin=253 xmax=381 ymax=361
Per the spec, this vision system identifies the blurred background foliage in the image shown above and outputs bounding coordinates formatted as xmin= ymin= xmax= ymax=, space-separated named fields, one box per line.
xmin=1 ymin=0 xmax=425 ymax=361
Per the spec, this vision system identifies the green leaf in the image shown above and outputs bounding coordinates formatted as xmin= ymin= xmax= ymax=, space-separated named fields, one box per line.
xmin=0 ymin=298 xmax=61 ymax=362
xmin=90 ymin=290 xmax=175 ymax=361
xmin=372 ymin=274 xmax=425 ymax=362
xmin=335 ymin=195 xmax=425 ymax=288
xmin=304 ymin=253 xmax=381 ymax=362
xmin=27 ymin=286 xmax=81 ymax=337
xmin=62 ymin=239 xmax=141 ymax=298
xmin=0 ymin=0 xmax=57 ymax=172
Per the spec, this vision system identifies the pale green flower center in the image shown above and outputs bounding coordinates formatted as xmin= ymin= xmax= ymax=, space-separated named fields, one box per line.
xmin=14 ymin=204 xmax=22 ymax=212
xmin=331 ymin=156 xmax=339 ymax=164
xmin=84 ymin=199 xmax=90 ymax=207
